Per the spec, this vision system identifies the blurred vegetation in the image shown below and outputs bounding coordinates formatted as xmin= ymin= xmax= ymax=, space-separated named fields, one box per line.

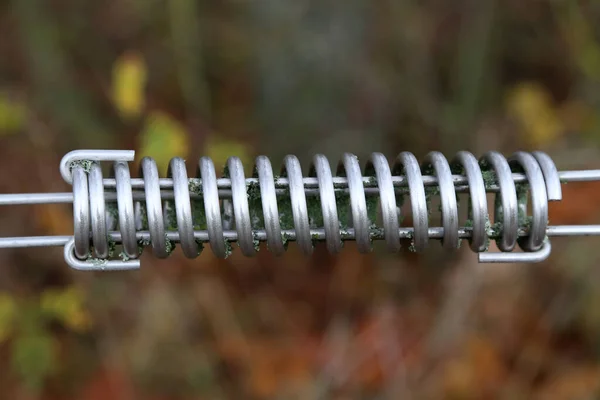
xmin=1 ymin=0 xmax=600 ymax=399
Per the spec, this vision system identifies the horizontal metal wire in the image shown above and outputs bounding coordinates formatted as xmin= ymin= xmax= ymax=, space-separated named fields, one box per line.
xmin=1 ymin=225 xmax=599 ymax=249
xmin=2 ymin=169 xmax=600 ymax=206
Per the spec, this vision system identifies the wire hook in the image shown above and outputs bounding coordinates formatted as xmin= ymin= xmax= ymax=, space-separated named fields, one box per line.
xmin=479 ymin=238 xmax=552 ymax=263
xmin=64 ymin=238 xmax=141 ymax=271
xmin=60 ymin=149 xmax=135 ymax=184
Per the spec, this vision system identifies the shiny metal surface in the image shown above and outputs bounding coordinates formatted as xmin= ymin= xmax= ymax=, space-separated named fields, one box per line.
xmin=1 ymin=149 xmax=599 ymax=270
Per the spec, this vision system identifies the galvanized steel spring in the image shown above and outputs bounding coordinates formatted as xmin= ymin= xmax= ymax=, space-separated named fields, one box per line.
xmin=47 ymin=148 xmax=568 ymax=270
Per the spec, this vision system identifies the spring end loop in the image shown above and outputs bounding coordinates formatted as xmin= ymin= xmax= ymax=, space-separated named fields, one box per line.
xmin=479 ymin=238 xmax=552 ymax=263
xmin=64 ymin=238 xmax=141 ymax=271
xmin=60 ymin=150 xmax=135 ymax=184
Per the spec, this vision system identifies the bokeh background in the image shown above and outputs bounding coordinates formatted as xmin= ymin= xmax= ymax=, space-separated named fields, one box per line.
xmin=2 ymin=0 xmax=600 ymax=399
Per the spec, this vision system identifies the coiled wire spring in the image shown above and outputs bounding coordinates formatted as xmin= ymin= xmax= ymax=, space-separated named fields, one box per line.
xmin=1 ymin=149 xmax=600 ymax=271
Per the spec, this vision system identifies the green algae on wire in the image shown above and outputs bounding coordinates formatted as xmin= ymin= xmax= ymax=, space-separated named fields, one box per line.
xmin=307 ymin=195 xmax=324 ymax=228
xmin=119 ymin=251 xmax=130 ymax=262
xmin=194 ymin=238 xmax=205 ymax=254
xmin=335 ymin=191 xmax=350 ymax=229
xmin=366 ymin=195 xmax=379 ymax=227
xmin=69 ymin=159 xmax=94 ymax=174
xmin=163 ymin=201 xmax=178 ymax=230
xmin=246 ymin=181 xmax=264 ymax=229
xmin=107 ymin=237 xmax=116 ymax=258
xmin=106 ymin=202 xmax=119 ymax=222
xmin=281 ymin=232 xmax=292 ymax=248
xmin=188 ymin=178 xmax=203 ymax=195
xmin=137 ymin=203 xmax=149 ymax=230
xmin=252 ymin=232 xmax=260 ymax=252
xmin=223 ymin=240 xmax=233 ymax=258
xmin=191 ymin=199 xmax=207 ymax=230
xmin=164 ymin=235 xmax=175 ymax=255
xmin=310 ymin=232 xmax=320 ymax=244
xmin=369 ymin=225 xmax=385 ymax=239
xmin=86 ymin=258 xmax=108 ymax=267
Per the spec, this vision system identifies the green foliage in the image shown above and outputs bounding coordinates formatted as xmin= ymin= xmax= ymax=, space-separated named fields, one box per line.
xmin=0 ymin=294 xmax=16 ymax=343
xmin=204 ymin=136 xmax=253 ymax=172
xmin=0 ymin=95 xmax=26 ymax=134
xmin=11 ymin=328 xmax=56 ymax=393
xmin=138 ymin=111 xmax=190 ymax=171
xmin=0 ymin=287 xmax=93 ymax=393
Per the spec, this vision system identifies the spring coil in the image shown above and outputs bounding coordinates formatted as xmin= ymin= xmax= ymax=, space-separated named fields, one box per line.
xmin=64 ymin=150 xmax=562 ymax=266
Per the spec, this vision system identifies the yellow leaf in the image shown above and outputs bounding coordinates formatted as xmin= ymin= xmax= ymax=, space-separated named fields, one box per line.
xmin=505 ymin=82 xmax=563 ymax=148
xmin=112 ymin=51 xmax=147 ymax=120
xmin=0 ymin=293 xmax=17 ymax=342
xmin=40 ymin=286 xmax=92 ymax=333
xmin=137 ymin=111 xmax=189 ymax=171
xmin=0 ymin=94 xmax=26 ymax=134
xmin=581 ymin=42 xmax=600 ymax=81
xmin=204 ymin=135 xmax=253 ymax=172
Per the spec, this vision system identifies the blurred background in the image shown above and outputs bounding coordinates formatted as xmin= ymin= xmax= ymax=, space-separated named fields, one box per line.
xmin=1 ymin=0 xmax=600 ymax=398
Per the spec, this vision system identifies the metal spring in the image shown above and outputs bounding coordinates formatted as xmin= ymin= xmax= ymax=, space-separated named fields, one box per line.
xmin=1 ymin=149 xmax=600 ymax=271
